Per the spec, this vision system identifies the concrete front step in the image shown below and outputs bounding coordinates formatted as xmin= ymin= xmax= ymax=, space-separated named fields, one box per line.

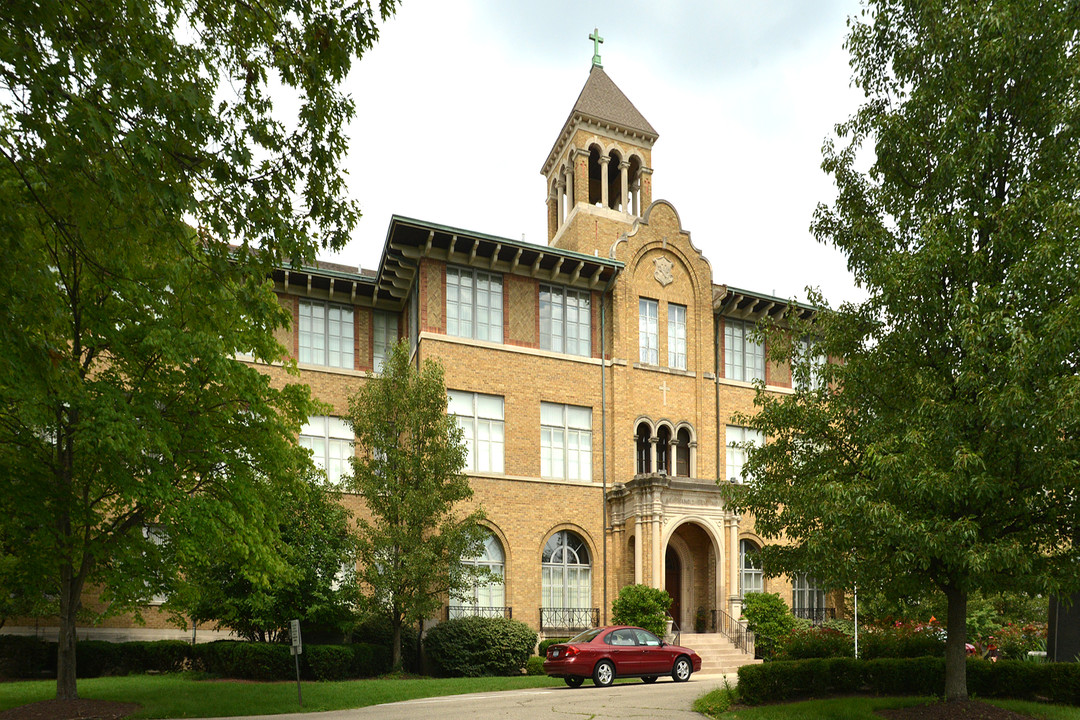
xmin=676 ymin=632 xmax=759 ymax=676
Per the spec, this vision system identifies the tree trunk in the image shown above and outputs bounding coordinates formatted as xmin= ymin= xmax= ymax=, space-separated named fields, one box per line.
xmin=56 ymin=566 xmax=79 ymax=700
xmin=944 ymin=585 xmax=968 ymax=702
xmin=391 ymin=619 xmax=402 ymax=671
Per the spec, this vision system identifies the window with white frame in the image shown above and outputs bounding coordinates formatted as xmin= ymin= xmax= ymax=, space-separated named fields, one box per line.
xmin=795 ymin=337 xmax=827 ymax=391
xmin=740 ymin=540 xmax=763 ymax=596
xmin=373 ymin=311 xmax=397 ymax=373
xmin=540 ymin=285 xmax=591 ymax=356
xmin=668 ymin=303 xmax=687 ymax=369
xmin=300 ymin=416 xmax=354 ymax=485
xmin=726 ymin=425 xmax=764 ymax=484
xmin=793 ymin=573 xmax=826 ymax=611
xmin=299 ymin=299 xmax=354 ymax=369
xmin=453 ymin=531 xmax=506 ymax=617
xmin=448 ymin=391 xmax=504 ymax=473
xmin=143 ymin=525 xmax=169 ymax=605
xmin=639 ymin=298 xmax=659 ymax=364
xmin=724 ymin=318 xmax=764 ymax=382
xmin=541 ymin=403 xmax=592 ymax=481
xmin=542 ymin=531 xmax=591 ymax=610
xmin=446 ymin=267 xmax=503 ymax=343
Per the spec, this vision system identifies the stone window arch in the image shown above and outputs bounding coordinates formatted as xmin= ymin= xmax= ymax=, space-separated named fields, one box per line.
xmin=541 ymin=530 xmax=592 ymax=611
xmin=675 ymin=426 xmax=693 ymax=477
xmin=656 ymin=424 xmax=673 ymax=475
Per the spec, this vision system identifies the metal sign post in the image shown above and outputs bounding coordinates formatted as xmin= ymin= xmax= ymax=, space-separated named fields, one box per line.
xmin=290 ymin=619 xmax=303 ymax=707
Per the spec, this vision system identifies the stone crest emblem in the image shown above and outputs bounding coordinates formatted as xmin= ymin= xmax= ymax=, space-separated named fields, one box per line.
xmin=653 ymin=256 xmax=674 ymax=287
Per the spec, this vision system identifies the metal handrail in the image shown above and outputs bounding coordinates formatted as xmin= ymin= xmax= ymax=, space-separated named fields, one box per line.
xmin=539 ymin=607 xmax=599 ymax=632
xmin=446 ymin=606 xmax=512 ymax=621
xmin=716 ymin=607 xmax=756 ymax=656
xmin=792 ymin=607 xmax=836 ymax=624
xmin=667 ymin=616 xmax=681 ymax=647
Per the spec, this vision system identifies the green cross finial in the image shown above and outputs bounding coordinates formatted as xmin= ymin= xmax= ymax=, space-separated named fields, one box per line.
xmin=589 ymin=28 xmax=604 ymax=67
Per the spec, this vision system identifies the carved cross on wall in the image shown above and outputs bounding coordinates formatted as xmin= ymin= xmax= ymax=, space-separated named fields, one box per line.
xmin=659 ymin=380 xmax=669 ymax=406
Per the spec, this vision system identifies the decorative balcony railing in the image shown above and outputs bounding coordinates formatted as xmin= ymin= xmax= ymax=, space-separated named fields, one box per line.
xmin=792 ymin=607 xmax=836 ymax=624
xmin=447 ymin=606 xmax=512 ymax=621
xmin=539 ymin=607 xmax=599 ymax=632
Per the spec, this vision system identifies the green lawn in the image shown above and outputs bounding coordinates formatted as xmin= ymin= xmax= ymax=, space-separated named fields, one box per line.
xmin=0 ymin=673 xmax=564 ymax=718
xmin=694 ymin=692 xmax=1080 ymax=720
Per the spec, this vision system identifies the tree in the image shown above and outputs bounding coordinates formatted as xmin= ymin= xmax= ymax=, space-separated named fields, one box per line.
xmin=0 ymin=0 xmax=397 ymax=699
xmin=170 ymin=476 xmax=358 ymax=642
xmin=725 ymin=0 xmax=1080 ymax=702
xmin=345 ymin=340 xmax=488 ymax=670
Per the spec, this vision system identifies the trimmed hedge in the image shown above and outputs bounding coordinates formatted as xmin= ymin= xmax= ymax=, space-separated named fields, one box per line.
xmin=0 ymin=637 xmax=389 ymax=681
xmin=424 ymin=616 xmax=537 ymax=677
xmin=737 ymin=657 xmax=1080 ymax=705
xmin=525 ymin=656 xmax=546 ymax=676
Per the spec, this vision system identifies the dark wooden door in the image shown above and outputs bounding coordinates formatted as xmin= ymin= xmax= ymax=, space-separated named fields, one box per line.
xmin=665 ymin=547 xmax=681 ymax=629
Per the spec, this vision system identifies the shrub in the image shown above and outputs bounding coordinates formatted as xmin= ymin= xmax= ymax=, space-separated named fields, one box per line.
xmin=353 ymin=616 xmax=419 ymax=672
xmin=193 ymin=640 xmax=293 ymax=680
xmin=611 ymin=584 xmax=671 ymax=637
xmin=306 ymin=645 xmax=353 ymax=681
xmin=741 ymin=593 xmax=795 ymax=659
xmin=775 ymin=627 xmax=854 ymax=660
xmin=525 ymin=656 xmax=546 ymax=676
xmin=351 ymin=642 xmax=390 ymax=677
xmin=990 ymin=623 xmax=1047 ymax=660
xmin=76 ymin=640 xmax=125 ymax=677
xmin=859 ymin=623 xmax=945 ymax=659
xmin=0 ymin=635 xmax=49 ymax=679
xmin=537 ymin=637 xmax=569 ymax=657
xmin=424 ymin=616 xmax=536 ymax=677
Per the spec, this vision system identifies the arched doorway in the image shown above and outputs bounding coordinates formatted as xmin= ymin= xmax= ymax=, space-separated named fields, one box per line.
xmin=665 ymin=547 xmax=681 ymax=627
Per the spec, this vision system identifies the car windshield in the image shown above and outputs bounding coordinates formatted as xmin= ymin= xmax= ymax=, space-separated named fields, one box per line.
xmin=568 ymin=627 xmax=604 ymax=643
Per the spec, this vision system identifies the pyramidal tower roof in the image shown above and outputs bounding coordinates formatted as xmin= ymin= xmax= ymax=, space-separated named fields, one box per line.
xmin=542 ymin=65 xmax=658 ymax=175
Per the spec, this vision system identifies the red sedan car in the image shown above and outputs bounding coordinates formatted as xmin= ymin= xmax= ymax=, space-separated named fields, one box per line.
xmin=543 ymin=625 xmax=702 ymax=688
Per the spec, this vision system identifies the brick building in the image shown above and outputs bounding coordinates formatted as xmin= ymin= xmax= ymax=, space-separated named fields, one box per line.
xmin=7 ymin=58 xmax=832 ymax=644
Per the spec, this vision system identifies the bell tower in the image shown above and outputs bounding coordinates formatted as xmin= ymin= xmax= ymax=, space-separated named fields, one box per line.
xmin=541 ymin=30 xmax=658 ymax=255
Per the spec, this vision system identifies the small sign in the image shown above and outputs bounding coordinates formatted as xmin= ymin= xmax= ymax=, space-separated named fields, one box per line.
xmin=290 ymin=619 xmax=302 ymax=653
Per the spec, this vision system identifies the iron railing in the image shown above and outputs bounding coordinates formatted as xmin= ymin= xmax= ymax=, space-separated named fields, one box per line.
xmin=539 ymin=607 xmax=599 ymax=632
xmin=447 ymin=606 xmax=512 ymax=621
xmin=792 ymin=607 xmax=836 ymax=624
xmin=716 ymin=607 xmax=756 ymax=656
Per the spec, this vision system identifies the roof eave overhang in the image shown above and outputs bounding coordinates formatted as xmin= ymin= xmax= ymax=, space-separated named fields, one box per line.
xmin=713 ymin=284 xmax=817 ymax=324
xmin=541 ymin=112 xmax=660 ymax=176
xmin=383 ymin=215 xmax=623 ymax=299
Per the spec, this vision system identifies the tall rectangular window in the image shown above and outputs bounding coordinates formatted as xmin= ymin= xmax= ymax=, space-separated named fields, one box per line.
xmin=373 ymin=311 xmax=397 ymax=373
xmin=795 ymin=338 xmax=827 ymax=391
xmin=724 ymin=318 xmax=764 ymax=382
xmin=793 ymin=573 xmax=826 ymax=612
xmin=540 ymin=285 xmax=591 ymax=357
xmin=726 ymin=425 xmax=764 ymax=484
xmin=639 ymin=298 xmax=659 ymax=365
xmin=300 ymin=416 xmax=354 ymax=485
xmin=446 ymin=267 xmax=503 ymax=343
xmin=299 ymin=299 xmax=354 ymax=369
xmin=448 ymin=391 xmax=504 ymax=473
xmin=668 ymin=303 xmax=687 ymax=369
xmin=541 ymin=403 xmax=592 ymax=481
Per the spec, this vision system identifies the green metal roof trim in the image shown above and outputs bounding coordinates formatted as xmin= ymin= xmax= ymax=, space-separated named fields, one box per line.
xmin=721 ymin=284 xmax=819 ymax=315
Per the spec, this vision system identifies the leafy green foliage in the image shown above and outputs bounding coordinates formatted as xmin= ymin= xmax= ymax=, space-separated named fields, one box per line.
xmin=0 ymin=0 xmax=398 ymax=699
xmin=725 ymin=0 xmax=1080 ymax=702
xmin=775 ymin=627 xmax=855 ymax=660
xmin=524 ymin=656 xmax=546 ymax=676
xmin=170 ymin=478 xmax=358 ymax=643
xmin=346 ymin=340 xmax=488 ymax=670
xmin=693 ymin=680 xmax=738 ymax=718
xmin=423 ymin=616 xmax=537 ymax=677
xmin=741 ymin=593 xmax=796 ymax=658
xmin=537 ymin=637 xmax=569 ymax=657
xmin=610 ymin=584 xmax=672 ymax=637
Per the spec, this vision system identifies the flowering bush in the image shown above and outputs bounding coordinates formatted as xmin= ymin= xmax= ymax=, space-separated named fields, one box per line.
xmin=858 ymin=622 xmax=945 ymax=659
xmin=973 ymin=623 xmax=1046 ymax=660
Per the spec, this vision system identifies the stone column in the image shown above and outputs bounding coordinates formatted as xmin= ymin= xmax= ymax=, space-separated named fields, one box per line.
xmin=599 ymin=155 xmax=611 ymax=208
xmin=556 ymin=178 xmax=566 ymax=227
xmin=728 ymin=515 xmax=741 ymax=618
xmin=564 ymin=163 xmax=575 ymax=217
xmin=639 ymin=166 xmax=653 ymax=208
xmin=689 ymin=441 xmax=699 ymax=479
xmin=634 ymin=512 xmax=643 ymax=585
xmin=649 ymin=437 xmax=658 ymax=474
xmin=651 ymin=488 xmax=663 ymax=588
xmin=619 ymin=161 xmax=629 ymax=212
xmin=571 ymin=148 xmax=589 ymax=207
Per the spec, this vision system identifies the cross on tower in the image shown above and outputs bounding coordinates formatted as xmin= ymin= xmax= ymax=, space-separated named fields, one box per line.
xmin=589 ymin=28 xmax=604 ymax=67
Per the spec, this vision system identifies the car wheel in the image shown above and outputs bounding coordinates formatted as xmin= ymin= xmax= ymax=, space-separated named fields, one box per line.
xmin=564 ymin=676 xmax=584 ymax=688
xmin=642 ymin=676 xmax=658 ymax=684
xmin=593 ymin=660 xmax=615 ymax=687
xmin=672 ymin=656 xmax=692 ymax=682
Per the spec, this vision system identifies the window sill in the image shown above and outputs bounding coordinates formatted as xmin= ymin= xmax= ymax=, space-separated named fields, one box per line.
xmin=631 ymin=363 xmax=696 ymax=377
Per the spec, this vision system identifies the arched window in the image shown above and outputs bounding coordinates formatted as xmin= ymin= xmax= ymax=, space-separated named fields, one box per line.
xmin=676 ymin=427 xmax=691 ymax=477
xmin=740 ymin=540 xmax=763 ymax=596
xmin=656 ymin=426 xmax=671 ymax=475
xmin=454 ymin=532 xmax=505 ymax=617
xmin=542 ymin=531 xmax=591 ymax=611
xmin=636 ymin=422 xmax=652 ymax=475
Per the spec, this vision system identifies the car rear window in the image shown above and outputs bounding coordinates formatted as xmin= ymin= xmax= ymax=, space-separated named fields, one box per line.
xmin=568 ymin=627 xmax=604 ymax=643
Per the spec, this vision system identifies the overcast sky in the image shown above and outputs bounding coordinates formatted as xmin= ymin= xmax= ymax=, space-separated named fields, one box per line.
xmin=332 ymin=0 xmax=869 ymax=306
